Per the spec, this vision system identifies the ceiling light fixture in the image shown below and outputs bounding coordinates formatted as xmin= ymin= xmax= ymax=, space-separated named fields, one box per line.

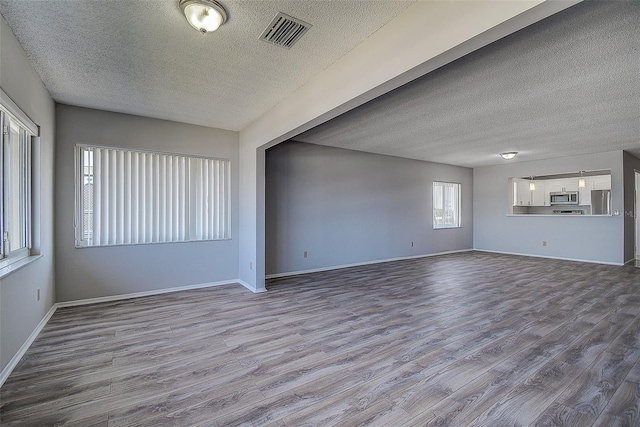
xmin=180 ymin=0 xmax=227 ymax=34
xmin=529 ymin=177 xmax=536 ymax=191
xmin=499 ymin=152 xmax=518 ymax=160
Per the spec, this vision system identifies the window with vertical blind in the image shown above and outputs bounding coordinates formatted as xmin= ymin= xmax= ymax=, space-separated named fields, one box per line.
xmin=433 ymin=181 xmax=461 ymax=229
xmin=75 ymin=145 xmax=231 ymax=247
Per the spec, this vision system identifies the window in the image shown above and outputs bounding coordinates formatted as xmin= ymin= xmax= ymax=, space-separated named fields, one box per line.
xmin=433 ymin=181 xmax=461 ymax=229
xmin=75 ymin=145 xmax=230 ymax=247
xmin=0 ymin=96 xmax=35 ymax=269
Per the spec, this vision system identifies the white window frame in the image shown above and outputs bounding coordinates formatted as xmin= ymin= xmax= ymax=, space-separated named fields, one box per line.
xmin=433 ymin=181 xmax=461 ymax=229
xmin=74 ymin=144 xmax=231 ymax=248
xmin=0 ymin=88 xmax=37 ymax=270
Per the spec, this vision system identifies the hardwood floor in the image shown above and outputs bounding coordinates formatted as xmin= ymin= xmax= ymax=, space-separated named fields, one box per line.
xmin=1 ymin=252 xmax=639 ymax=426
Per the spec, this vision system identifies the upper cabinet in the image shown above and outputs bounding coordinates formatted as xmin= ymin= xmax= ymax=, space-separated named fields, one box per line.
xmin=547 ymin=178 xmax=578 ymax=193
xmin=513 ymin=179 xmax=530 ymax=206
xmin=513 ymin=179 xmax=548 ymax=207
xmin=592 ymin=175 xmax=611 ymax=190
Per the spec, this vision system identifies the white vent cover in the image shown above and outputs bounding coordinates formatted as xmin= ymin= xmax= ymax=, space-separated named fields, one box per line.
xmin=260 ymin=12 xmax=311 ymax=49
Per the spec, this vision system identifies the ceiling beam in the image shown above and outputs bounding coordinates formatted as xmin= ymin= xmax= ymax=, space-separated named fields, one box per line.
xmin=240 ymin=0 xmax=581 ymax=149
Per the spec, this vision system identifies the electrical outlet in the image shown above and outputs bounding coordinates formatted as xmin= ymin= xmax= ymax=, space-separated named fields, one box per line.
xmin=37 ymin=288 xmax=41 ymax=301
xmin=303 ymin=251 xmax=308 ymax=258
xmin=542 ymin=241 xmax=547 ymax=247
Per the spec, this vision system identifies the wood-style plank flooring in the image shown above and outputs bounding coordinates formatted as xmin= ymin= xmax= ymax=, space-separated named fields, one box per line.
xmin=1 ymin=252 xmax=639 ymax=426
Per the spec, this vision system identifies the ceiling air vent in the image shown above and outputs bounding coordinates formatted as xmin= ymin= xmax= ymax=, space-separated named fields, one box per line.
xmin=260 ymin=12 xmax=311 ymax=49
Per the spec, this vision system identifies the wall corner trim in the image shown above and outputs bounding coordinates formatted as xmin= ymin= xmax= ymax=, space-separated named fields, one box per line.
xmin=0 ymin=304 xmax=57 ymax=388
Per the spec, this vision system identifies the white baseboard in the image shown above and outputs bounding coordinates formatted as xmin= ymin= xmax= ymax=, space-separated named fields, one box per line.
xmin=56 ymin=279 xmax=245 ymax=308
xmin=237 ymin=279 xmax=267 ymax=293
xmin=474 ymin=249 xmax=624 ymax=266
xmin=0 ymin=304 xmax=57 ymax=388
xmin=265 ymin=249 xmax=473 ymax=279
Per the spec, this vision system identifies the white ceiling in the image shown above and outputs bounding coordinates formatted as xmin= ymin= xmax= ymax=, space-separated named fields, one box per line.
xmin=1 ymin=1 xmax=638 ymax=168
xmin=293 ymin=1 xmax=640 ymax=167
xmin=0 ymin=0 xmax=412 ymax=131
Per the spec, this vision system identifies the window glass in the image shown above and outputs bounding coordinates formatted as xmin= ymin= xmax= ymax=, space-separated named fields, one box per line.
xmin=0 ymin=111 xmax=32 ymax=265
xmin=433 ymin=181 xmax=461 ymax=229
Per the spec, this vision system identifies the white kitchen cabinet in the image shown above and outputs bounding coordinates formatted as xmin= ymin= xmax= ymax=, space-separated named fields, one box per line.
xmin=549 ymin=178 xmax=579 ymax=192
xmin=592 ymin=175 xmax=611 ymax=190
xmin=513 ymin=179 xmax=546 ymax=206
xmin=513 ymin=180 xmax=530 ymax=206
xmin=564 ymin=180 xmax=579 ymax=192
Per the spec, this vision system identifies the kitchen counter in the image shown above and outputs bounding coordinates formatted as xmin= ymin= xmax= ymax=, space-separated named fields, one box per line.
xmin=512 ymin=205 xmax=592 ymax=215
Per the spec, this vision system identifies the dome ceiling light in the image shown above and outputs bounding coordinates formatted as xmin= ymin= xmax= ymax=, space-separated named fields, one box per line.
xmin=180 ymin=0 xmax=227 ymax=34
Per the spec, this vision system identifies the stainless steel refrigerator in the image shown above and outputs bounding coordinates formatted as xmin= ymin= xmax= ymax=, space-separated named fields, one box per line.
xmin=591 ymin=189 xmax=611 ymax=215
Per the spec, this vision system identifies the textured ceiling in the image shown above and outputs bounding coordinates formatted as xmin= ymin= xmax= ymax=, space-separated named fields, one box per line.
xmin=293 ymin=1 xmax=640 ymax=168
xmin=0 ymin=0 xmax=412 ymax=131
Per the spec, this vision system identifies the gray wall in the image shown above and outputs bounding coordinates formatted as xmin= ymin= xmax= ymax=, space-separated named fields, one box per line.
xmin=55 ymin=105 xmax=239 ymax=302
xmin=0 ymin=15 xmax=56 ymax=371
xmin=265 ymin=141 xmax=473 ymax=276
xmin=474 ymin=151 xmax=625 ymax=264
xmin=623 ymin=151 xmax=640 ymax=263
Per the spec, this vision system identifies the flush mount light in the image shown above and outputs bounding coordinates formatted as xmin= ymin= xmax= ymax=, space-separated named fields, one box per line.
xmin=180 ymin=0 xmax=227 ymax=34
xmin=499 ymin=152 xmax=518 ymax=160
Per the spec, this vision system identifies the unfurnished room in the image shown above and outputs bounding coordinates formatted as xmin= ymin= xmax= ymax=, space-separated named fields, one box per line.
xmin=0 ymin=0 xmax=639 ymax=426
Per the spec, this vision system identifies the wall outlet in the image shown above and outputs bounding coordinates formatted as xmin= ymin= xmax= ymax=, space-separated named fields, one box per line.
xmin=37 ymin=288 xmax=41 ymax=301
xmin=542 ymin=241 xmax=547 ymax=247
xmin=303 ymin=251 xmax=308 ymax=258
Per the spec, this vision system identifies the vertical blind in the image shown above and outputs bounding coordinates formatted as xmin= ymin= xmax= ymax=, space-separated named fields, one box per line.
xmin=433 ymin=181 xmax=461 ymax=229
xmin=75 ymin=145 xmax=230 ymax=247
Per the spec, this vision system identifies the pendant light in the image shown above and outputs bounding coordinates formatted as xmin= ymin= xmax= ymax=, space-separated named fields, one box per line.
xmin=180 ymin=0 xmax=227 ymax=34
xmin=578 ymin=171 xmax=586 ymax=188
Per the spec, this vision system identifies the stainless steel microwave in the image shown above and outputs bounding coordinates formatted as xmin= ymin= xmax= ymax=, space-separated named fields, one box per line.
xmin=550 ymin=191 xmax=579 ymax=205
